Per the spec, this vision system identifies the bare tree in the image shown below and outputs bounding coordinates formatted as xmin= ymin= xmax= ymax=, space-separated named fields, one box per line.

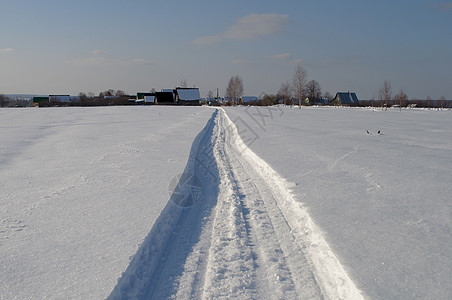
xmin=305 ymin=80 xmax=322 ymax=103
xmin=292 ymin=64 xmax=308 ymax=106
xmin=0 ymin=94 xmax=9 ymax=107
xmin=378 ymin=80 xmax=392 ymax=109
xmin=78 ymin=92 xmax=88 ymax=103
xmin=277 ymin=81 xmax=292 ymax=105
xmin=179 ymin=79 xmax=188 ymax=88
xmin=440 ymin=96 xmax=445 ymax=109
xmin=323 ymin=91 xmax=333 ymax=101
xmin=225 ymin=75 xmax=244 ymax=106
xmin=115 ymin=90 xmax=125 ymax=97
xmin=393 ymin=89 xmax=408 ymax=108
xmin=260 ymin=94 xmax=276 ymax=106
xmin=426 ymin=96 xmax=433 ymax=107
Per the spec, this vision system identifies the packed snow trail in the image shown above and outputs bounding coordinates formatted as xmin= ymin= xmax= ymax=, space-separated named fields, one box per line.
xmin=109 ymin=108 xmax=364 ymax=299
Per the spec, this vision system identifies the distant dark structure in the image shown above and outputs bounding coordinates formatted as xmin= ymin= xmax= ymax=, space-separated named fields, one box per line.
xmin=153 ymin=88 xmax=201 ymax=106
xmin=49 ymin=95 xmax=71 ymax=103
xmin=331 ymin=92 xmax=359 ymax=106
xmin=175 ymin=88 xmax=201 ymax=106
xmin=137 ymin=92 xmax=155 ymax=104
xmin=155 ymin=90 xmax=176 ymax=105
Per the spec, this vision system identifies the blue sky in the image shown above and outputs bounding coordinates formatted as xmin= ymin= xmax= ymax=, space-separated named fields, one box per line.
xmin=1 ymin=0 xmax=451 ymax=99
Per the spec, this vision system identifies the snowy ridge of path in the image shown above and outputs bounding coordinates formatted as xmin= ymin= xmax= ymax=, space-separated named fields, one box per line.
xmin=109 ymin=108 xmax=364 ymax=299
xmin=221 ymin=108 xmax=365 ymax=299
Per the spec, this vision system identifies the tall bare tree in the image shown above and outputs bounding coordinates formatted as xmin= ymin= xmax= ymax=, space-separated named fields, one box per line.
xmin=440 ymin=96 xmax=445 ymax=109
xmin=225 ymin=75 xmax=244 ymax=106
xmin=393 ymin=89 xmax=408 ymax=108
xmin=292 ymin=64 xmax=307 ymax=106
xmin=277 ymin=81 xmax=292 ymax=105
xmin=378 ymin=80 xmax=392 ymax=109
xmin=305 ymin=80 xmax=322 ymax=103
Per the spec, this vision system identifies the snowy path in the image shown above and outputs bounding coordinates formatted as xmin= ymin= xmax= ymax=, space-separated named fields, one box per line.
xmin=109 ymin=109 xmax=364 ymax=299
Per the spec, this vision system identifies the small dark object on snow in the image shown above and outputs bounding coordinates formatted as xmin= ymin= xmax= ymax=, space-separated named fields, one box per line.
xmin=377 ymin=130 xmax=381 ymax=135
xmin=366 ymin=130 xmax=370 ymax=134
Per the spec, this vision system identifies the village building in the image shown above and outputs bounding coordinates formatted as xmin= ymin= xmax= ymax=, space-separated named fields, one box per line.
xmin=137 ymin=92 xmax=155 ymax=104
xmin=49 ymin=95 xmax=71 ymax=103
xmin=175 ymin=87 xmax=201 ymax=106
xmin=155 ymin=90 xmax=176 ymax=105
xmin=331 ymin=92 xmax=359 ymax=106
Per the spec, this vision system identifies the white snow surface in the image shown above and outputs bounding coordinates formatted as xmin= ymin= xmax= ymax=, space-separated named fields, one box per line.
xmin=0 ymin=107 xmax=212 ymax=299
xmin=109 ymin=108 xmax=363 ymax=299
xmin=224 ymin=106 xmax=452 ymax=299
xmin=1 ymin=105 xmax=451 ymax=299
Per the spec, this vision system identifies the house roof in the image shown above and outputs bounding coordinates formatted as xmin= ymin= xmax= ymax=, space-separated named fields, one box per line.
xmin=176 ymin=88 xmax=200 ymax=101
xmin=335 ymin=92 xmax=359 ymax=104
xmin=241 ymin=96 xmax=258 ymax=103
xmin=137 ymin=92 xmax=155 ymax=99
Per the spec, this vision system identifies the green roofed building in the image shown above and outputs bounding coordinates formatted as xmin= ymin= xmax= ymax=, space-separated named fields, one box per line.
xmin=33 ymin=96 xmax=50 ymax=107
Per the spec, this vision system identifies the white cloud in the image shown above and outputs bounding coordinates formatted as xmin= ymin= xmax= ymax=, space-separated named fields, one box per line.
xmin=67 ymin=56 xmax=152 ymax=66
xmin=0 ymin=48 xmax=13 ymax=53
xmin=307 ymin=55 xmax=362 ymax=68
xmin=90 ymin=49 xmax=104 ymax=55
xmin=270 ymin=53 xmax=292 ymax=60
xmin=224 ymin=14 xmax=289 ymax=40
xmin=193 ymin=13 xmax=289 ymax=45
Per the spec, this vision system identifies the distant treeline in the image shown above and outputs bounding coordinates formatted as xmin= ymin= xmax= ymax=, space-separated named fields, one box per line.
xmin=1 ymin=93 xmax=451 ymax=108
xmin=359 ymin=99 xmax=452 ymax=109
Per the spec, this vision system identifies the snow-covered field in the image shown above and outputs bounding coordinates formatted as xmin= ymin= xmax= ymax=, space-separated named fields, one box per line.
xmin=225 ymin=106 xmax=452 ymax=299
xmin=0 ymin=107 xmax=212 ymax=299
xmin=1 ymin=106 xmax=451 ymax=299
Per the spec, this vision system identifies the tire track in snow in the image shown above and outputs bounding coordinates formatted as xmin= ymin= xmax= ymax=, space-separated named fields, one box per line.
xmin=109 ymin=108 xmax=364 ymax=299
xmin=220 ymin=108 xmax=364 ymax=299
xmin=109 ymin=110 xmax=220 ymax=300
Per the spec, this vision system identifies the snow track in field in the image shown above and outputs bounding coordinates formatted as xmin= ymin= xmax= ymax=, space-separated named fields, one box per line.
xmin=109 ymin=108 xmax=364 ymax=299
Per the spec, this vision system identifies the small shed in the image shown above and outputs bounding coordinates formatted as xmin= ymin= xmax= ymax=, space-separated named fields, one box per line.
xmin=331 ymin=92 xmax=359 ymax=106
xmin=175 ymin=88 xmax=201 ymax=106
xmin=137 ymin=92 xmax=156 ymax=104
xmin=33 ymin=96 xmax=50 ymax=107
xmin=155 ymin=90 xmax=176 ymax=104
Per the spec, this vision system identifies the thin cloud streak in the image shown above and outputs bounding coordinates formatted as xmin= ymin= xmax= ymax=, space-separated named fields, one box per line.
xmin=90 ymin=49 xmax=104 ymax=55
xmin=0 ymin=48 xmax=13 ymax=53
xmin=67 ymin=56 xmax=152 ymax=66
xmin=193 ymin=13 xmax=289 ymax=45
xmin=307 ymin=55 xmax=363 ymax=68
xmin=269 ymin=53 xmax=292 ymax=60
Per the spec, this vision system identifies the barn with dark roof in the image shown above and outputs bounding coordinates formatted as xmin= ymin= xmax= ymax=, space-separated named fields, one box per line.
xmin=331 ymin=92 xmax=359 ymax=106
